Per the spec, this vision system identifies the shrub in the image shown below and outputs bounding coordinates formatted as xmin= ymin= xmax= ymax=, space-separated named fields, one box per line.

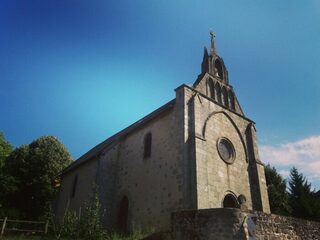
xmin=49 ymin=193 xmax=106 ymax=240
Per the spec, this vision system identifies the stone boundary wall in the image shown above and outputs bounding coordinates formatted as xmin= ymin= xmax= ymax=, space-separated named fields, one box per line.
xmin=253 ymin=210 xmax=320 ymax=240
xmin=164 ymin=208 xmax=320 ymax=240
xmin=170 ymin=208 xmax=246 ymax=239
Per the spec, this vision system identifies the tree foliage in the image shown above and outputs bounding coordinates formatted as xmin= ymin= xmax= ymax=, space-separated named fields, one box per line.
xmin=288 ymin=167 xmax=320 ymax=221
xmin=0 ymin=132 xmax=13 ymax=169
xmin=265 ymin=165 xmax=320 ymax=221
xmin=265 ymin=164 xmax=291 ymax=215
xmin=3 ymin=136 xmax=73 ymax=219
xmin=0 ymin=132 xmax=14 ymax=216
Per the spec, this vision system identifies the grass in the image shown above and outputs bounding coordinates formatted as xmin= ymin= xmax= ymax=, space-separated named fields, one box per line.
xmin=1 ymin=231 xmax=149 ymax=240
xmin=1 ymin=236 xmax=47 ymax=240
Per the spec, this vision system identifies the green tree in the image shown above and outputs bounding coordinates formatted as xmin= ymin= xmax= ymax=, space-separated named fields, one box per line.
xmin=2 ymin=144 xmax=30 ymax=218
xmin=4 ymin=136 xmax=73 ymax=219
xmin=310 ymin=190 xmax=320 ymax=221
xmin=0 ymin=132 xmax=13 ymax=170
xmin=265 ymin=164 xmax=291 ymax=215
xmin=0 ymin=132 xmax=14 ymax=216
xmin=288 ymin=167 xmax=319 ymax=220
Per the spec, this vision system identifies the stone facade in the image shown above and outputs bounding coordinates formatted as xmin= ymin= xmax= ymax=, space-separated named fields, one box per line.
xmin=55 ymin=33 xmax=270 ymax=231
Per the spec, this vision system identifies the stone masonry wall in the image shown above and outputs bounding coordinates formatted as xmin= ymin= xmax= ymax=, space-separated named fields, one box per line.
xmin=108 ymin=86 xmax=197 ymax=231
xmin=97 ymin=143 xmax=120 ymax=228
xmin=111 ymin=97 xmax=189 ymax=231
xmin=254 ymin=211 xmax=320 ymax=240
xmin=168 ymin=208 xmax=320 ymax=240
xmin=170 ymin=208 xmax=247 ymax=240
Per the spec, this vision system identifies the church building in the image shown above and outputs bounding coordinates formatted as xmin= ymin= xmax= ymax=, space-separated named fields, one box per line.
xmin=55 ymin=33 xmax=270 ymax=232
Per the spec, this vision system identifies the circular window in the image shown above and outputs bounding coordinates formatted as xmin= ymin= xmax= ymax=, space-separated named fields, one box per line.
xmin=217 ymin=138 xmax=235 ymax=164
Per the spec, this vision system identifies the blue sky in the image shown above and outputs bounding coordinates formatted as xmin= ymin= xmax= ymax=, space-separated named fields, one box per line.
xmin=0 ymin=0 xmax=320 ymax=188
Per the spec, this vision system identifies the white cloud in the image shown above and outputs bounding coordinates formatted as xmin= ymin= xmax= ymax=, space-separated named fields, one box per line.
xmin=278 ymin=170 xmax=290 ymax=178
xmin=260 ymin=135 xmax=320 ymax=189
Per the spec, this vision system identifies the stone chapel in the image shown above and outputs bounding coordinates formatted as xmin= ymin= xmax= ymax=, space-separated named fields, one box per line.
xmin=55 ymin=33 xmax=270 ymax=232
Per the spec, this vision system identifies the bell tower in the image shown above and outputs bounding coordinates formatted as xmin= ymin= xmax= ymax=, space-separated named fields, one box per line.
xmin=195 ymin=32 xmax=239 ymax=114
xmin=201 ymin=32 xmax=229 ymax=85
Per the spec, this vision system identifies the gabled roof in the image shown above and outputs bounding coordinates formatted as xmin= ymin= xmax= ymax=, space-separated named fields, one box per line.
xmin=61 ymin=99 xmax=176 ymax=175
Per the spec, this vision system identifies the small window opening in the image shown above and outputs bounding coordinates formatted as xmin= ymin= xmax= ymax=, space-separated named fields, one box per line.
xmin=71 ymin=174 xmax=78 ymax=198
xmin=144 ymin=133 xmax=152 ymax=158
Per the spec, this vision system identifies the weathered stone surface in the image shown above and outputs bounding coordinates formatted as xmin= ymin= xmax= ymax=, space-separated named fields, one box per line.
xmin=253 ymin=211 xmax=320 ymax=240
xmin=167 ymin=209 xmax=320 ymax=240
xmin=171 ymin=208 xmax=247 ymax=240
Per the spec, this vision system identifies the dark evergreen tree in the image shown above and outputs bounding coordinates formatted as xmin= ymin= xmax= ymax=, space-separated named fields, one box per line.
xmin=310 ymin=190 xmax=320 ymax=221
xmin=288 ymin=167 xmax=319 ymax=221
xmin=265 ymin=164 xmax=291 ymax=215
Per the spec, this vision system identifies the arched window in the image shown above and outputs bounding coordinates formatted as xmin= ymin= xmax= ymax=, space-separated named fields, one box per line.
xmin=223 ymin=193 xmax=239 ymax=208
xmin=144 ymin=133 xmax=152 ymax=158
xmin=208 ymin=78 xmax=215 ymax=100
xmin=215 ymin=59 xmax=224 ymax=79
xmin=215 ymin=83 xmax=222 ymax=104
xmin=229 ymin=91 xmax=235 ymax=110
xmin=222 ymin=87 xmax=229 ymax=107
xmin=71 ymin=174 xmax=78 ymax=198
xmin=117 ymin=196 xmax=129 ymax=232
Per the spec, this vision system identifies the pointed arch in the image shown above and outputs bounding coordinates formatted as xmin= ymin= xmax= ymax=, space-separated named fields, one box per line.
xmin=215 ymin=59 xmax=224 ymax=79
xmin=215 ymin=83 xmax=222 ymax=104
xmin=229 ymin=90 xmax=235 ymax=111
xmin=222 ymin=87 xmax=229 ymax=107
xmin=202 ymin=111 xmax=248 ymax=162
xmin=208 ymin=78 xmax=215 ymax=100
xmin=210 ymin=56 xmax=214 ymax=74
